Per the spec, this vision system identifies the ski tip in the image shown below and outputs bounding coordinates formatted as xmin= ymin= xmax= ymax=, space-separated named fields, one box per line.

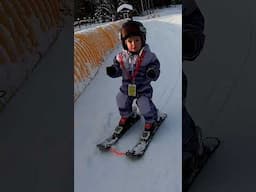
xmin=126 ymin=151 xmax=144 ymax=159
xmin=204 ymin=136 xmax=221 ymax=144
xmin=96 ymin=144 xmax=110 ymax=151
xmin=203 ymin=137 xmax=221 ymax=154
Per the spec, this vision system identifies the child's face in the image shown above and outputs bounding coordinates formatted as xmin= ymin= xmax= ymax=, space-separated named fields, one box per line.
xmin=125 ymin=36 xmax=142 ymax=53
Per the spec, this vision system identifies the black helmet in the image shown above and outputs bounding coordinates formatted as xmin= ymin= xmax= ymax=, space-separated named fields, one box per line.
xmin=120 ymin=20 xmax=146 ymax=50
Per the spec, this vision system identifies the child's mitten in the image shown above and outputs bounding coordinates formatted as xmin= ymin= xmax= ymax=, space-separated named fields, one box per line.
xmin=146 ymin=68 xmax=156 ymax=79
xmin=106 ymin=66 xmax=116 ymax=77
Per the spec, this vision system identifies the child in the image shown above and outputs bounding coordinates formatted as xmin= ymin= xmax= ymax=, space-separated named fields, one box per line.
xmin=106 ymin=20 xmax=161 ymax=142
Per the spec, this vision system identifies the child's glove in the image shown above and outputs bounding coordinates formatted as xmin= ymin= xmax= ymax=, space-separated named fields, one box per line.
xmin=106 ymin=66 xmax=116 ymax=77
xmin=146 ymin=68 xmax=157 ymax=79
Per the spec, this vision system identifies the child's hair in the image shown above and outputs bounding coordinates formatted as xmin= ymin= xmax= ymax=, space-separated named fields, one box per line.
xmin=120 ymin=20 xmax=146 ymax=50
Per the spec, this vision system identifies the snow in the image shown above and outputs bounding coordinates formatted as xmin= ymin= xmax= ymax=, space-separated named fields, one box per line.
xmin=1 ymin=3 xmax=255 ymax=191
xmin=75 ymin=6 xmax=181 ymax=192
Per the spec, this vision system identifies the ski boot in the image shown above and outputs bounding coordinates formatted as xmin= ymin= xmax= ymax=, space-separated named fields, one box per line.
xmin=126 ymin=112 xmax=167 ymax=158
xmin=182 ymin=126 xmax=220 ymax=191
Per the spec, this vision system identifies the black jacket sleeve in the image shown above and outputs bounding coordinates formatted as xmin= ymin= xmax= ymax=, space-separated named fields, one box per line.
xmin=182 ymin=5 xmax=205 ymax=61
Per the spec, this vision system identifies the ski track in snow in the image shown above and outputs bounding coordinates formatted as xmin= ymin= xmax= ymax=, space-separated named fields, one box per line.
xmin=75 ymin=6 xmax=181 ymax=192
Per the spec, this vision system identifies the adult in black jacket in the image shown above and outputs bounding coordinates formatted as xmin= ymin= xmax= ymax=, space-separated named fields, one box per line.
xmin=182 ymin=0 xmax=206 ymax=189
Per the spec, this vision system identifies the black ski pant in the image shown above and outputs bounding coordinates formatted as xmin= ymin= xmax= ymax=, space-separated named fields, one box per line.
xmin=182 ymin=71 xmax=198 ymax=153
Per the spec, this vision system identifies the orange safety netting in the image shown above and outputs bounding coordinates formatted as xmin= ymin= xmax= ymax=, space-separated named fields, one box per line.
xmin=74 ymin=23 xmax=122 ymax=83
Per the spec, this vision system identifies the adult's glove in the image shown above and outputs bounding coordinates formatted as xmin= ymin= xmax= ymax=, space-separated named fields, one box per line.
xmin=146 ymin=68 xmax=156 ymax=79
xmin=106 ymin=66 xmax=116 ymax=77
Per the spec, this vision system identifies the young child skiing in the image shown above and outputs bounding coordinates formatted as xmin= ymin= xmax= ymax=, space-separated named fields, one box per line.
xmin=97 ymin=20 xmax=166 ymax=156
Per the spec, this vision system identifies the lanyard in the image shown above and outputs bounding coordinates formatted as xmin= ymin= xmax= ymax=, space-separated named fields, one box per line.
xmin=119 ymin=50 xmax=145 ymax=82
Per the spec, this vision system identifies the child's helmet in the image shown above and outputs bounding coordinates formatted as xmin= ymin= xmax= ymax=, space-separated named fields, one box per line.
xmin=120 ymin=20 xmax=146 ymax=50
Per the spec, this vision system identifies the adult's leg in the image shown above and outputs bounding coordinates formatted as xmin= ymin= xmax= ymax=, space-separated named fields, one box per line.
xmin=182 ymin=71 xmax=198 ymax=152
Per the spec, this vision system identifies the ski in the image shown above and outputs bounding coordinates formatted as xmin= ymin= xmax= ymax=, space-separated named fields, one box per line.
xmin=97 ymin=114 xmax=141 ymax=151
xmin=183 ymin=137 xmax=221 ymax=191
xmin=126 ymin=113 xmax=167 ymax=158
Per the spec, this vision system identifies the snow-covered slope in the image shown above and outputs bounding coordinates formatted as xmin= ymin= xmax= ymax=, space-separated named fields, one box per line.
xmin=74 ymin=6 xmax=182 ymax=192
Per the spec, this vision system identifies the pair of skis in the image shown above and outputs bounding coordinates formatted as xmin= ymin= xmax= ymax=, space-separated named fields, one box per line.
xmin=96 ymin=112 xmax=167 ymax=158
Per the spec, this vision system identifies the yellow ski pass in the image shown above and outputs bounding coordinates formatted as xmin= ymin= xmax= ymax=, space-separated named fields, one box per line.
xmin=128 ymin=84 xmax=136 ymax=97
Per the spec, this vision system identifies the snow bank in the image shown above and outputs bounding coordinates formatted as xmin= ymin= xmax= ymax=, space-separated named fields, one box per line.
xmin=0 ymin=0 xmax=67 ymax=111
xmin=74 ymin=20 xmax=126 ymax=101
